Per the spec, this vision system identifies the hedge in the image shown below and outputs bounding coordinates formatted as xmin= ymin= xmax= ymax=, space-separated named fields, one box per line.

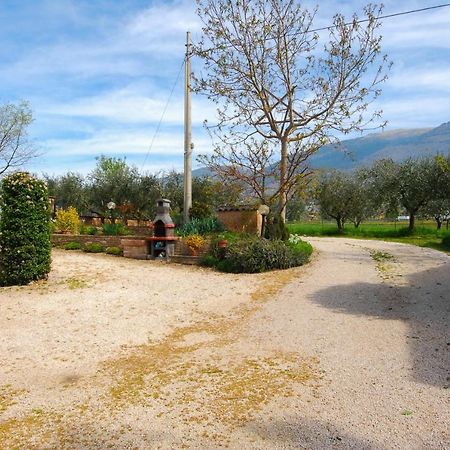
xmin=0 ymin=172 xmax=51 ymax=286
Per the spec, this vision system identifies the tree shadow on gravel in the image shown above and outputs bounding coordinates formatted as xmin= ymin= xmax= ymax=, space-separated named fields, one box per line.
xmin=311 ymin=263 xmax=450 ymax=387
xmin=245 ymin=416 xmax=385 ymax=450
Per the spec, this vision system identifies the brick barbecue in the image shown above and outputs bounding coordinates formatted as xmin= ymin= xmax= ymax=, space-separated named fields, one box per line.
xmin=148 ymin=199 xmax=177 ymax=259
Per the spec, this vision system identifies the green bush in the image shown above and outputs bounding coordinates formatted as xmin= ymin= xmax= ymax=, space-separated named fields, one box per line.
xmin=80 ymin=225 xmax=97 ymax=235
xmin=106 ymin=246 xmax=122 ymax=256
xmin=102 ymin=223 xmax=129 ymax=236
xmin=177 ymin=217 xmax=224 ymax=237
xmin=189 ymin=201 xmax=212 ymax=219
xmin=83 ymin=242 xmax=104 ymax=253
xmin=442 ymin=235 xmax=450 ymax=249
xmin=0 ymin=172 xmax=51 ymax=286
xmin=200 ymin=254 xmax=220 ymax=267
xmin=63 ymin=241 xmax=82 ymax=250
xmin=204 ymin=236 xmax=312 ymax=273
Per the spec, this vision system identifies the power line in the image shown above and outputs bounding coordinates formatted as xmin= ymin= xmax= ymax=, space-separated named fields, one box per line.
xmin=141 ymin=57 xmax=185 ymax=171
xmin=309 ymin=3 xmax=450 ymax=34
xmin=197 ymin=2 xmax=450 ymax=53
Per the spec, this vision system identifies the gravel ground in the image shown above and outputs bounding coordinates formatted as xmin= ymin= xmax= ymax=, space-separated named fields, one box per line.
xmin=0 ymin=239 xmax=448 ymax=449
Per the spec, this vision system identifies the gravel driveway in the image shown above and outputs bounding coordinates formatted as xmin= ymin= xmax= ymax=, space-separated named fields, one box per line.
xmin=0 ymin=239 xmax=448 ymax=449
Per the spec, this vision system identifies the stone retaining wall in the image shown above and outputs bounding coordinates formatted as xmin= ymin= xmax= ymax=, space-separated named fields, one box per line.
xmin=52 ymin=234 xmax=144 ymax=249
xmin=52 ymin=234 xmax=210 ymax=265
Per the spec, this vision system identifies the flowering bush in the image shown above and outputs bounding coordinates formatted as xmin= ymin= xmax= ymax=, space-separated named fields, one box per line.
xmin=288 ymin=233 xmax=304 ymax=244
xmin=55 ymin=206 xmax=80 ymax=234
xmin=0 ymin=172 xmax=51 ymax=286
xmin=184 ymin=234 xmax=205 ymax=251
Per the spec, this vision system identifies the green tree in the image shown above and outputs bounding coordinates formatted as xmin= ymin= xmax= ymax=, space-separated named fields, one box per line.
xmin=315 ymin=170 xmax=378 ymax=232
xmin=194 ymin=0 xmax=389 ymax=221
xmin=45 ymin=172 xmax=88 ymax=214
xmin=87 ymin=156 xmax=138 ymax=223
xmin=368 ymin=157 xmax=447 ymax=232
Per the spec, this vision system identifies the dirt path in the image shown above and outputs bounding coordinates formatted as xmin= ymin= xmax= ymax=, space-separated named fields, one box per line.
xmin=0 ymin=240 xmax=449 ymax=449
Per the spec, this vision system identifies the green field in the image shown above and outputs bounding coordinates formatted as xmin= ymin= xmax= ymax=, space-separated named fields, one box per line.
xmin=287 ymin=221 xmax=450 ymax=254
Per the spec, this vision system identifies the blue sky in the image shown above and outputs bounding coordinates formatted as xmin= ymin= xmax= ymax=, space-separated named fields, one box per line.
xmin=1 ymin=0 xmax=449 ymax=175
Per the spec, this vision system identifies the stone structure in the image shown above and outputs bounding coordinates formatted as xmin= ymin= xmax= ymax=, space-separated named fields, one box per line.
xmin=217 ymin=205 xmax=263 ymax=235
xmin=148 ymin=199 xmax=177 ymax=259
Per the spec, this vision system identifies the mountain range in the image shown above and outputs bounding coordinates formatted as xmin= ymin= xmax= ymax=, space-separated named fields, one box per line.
xmin=193 ymin=122 xmax=450 ymax=176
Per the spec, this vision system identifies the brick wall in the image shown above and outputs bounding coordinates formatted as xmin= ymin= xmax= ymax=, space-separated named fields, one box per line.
xmin=51 ymin=234 xmax=145 ymax=249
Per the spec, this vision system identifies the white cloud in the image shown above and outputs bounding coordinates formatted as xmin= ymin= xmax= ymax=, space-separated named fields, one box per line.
xmin=387 ymin=67 xmax=450 ymax=92
xmin=40 ymin=129 xmax=213 ymax=158
xmin=40 ymin=88 xmax=218 ymax=126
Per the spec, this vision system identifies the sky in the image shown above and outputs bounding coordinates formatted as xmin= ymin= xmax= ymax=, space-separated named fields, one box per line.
xmin=0 ymin=0 xmax=449 ymax=176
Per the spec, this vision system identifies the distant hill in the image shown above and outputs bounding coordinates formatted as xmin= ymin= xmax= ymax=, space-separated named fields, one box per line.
xmin=309 ymin=122 xmax=450 ymax=170
xmin=193 ymin=122 xmax=450 ymax=176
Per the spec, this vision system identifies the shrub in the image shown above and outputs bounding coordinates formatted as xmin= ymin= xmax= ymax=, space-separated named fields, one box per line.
xmin=63 ymin=241 xmax=82 ymax=250
xmin=102 ymin=223 xmax=129 ymax=236
xmin=184 ymin=234 xmax=206 ymax=251
xmin=200 ymin=254 xmax=220 ymax=267
xmin=442 ymin=235 xmax=450 ymax=249
xmin=80 ymin=225 xmax=97 ymax=235
xmin=106 ymin=246 xmax=122 ymax=256
xmin=286 ymin=239 xmax=313 ymax=261
xmin=83 ymin=242 xmax=104 ymax=253
xmin=177 ymin=217 xmax=224 ymax=237
xmin=0 ymin=172 xmax=51 ymax=286
xmin=204 ymin=236 xmax=312 ymax=273
xmin=55 ymin=206 xmax=80 ymax=234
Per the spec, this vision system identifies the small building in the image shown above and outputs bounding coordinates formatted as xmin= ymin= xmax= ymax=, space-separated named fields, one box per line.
xmin=217 ymin=205 xmax=263 ymax=235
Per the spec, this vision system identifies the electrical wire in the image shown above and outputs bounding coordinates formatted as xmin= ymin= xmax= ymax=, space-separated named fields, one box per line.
xmin=196 ymin=2 xmax=450 ymax=53
xmin=141 ymin=57 xmax=185 ymax=171
xmin=309 ymin=3 xmax=450 ymax=34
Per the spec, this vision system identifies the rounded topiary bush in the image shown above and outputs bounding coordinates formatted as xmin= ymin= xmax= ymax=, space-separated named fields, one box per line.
xmin=63 ymin=241 xmax=82 ymax=250
xmin=0 ymin=172 xmax=51 ymax=286
xmin=83 ymin=242 xmax=104 ymax=253
xmin=106 ymin=246 xmax=122 ymax=256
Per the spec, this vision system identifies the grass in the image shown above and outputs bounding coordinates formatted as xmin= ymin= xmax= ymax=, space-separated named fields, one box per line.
xmin=287 ymin=221 xmax=450 ymax=254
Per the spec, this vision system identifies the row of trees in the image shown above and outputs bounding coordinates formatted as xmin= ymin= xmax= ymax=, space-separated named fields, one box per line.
xmin=46 ymin=156 xmax=242 ymax=223
xmin=314 ymin=155 xmax=450 ymax=231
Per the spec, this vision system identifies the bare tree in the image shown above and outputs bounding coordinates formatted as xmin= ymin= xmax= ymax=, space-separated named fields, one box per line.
xmin=194 ymin=0 xmax=390 ymax=220
xmin=198 ymin=137 xmax=311 ymax=208
xmin=0 ymin=101 xmax=37 ymax=175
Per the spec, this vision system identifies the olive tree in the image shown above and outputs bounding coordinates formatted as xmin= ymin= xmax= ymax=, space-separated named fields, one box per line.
xmin=45 ymin=172 xmax=88 ymax=214
xmin=87 ymin=156 xmax=139 ymax=223
xmin=315 ymin=170 xmax=377 ymax=232
xmin=194 ymin=0 xmax=389 ymax=221
xmin=368 ymin=157 xmax=447 ymax=231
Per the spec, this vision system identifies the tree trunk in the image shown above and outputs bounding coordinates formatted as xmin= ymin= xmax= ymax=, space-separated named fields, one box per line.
xmin=408 ymin=212 xmax=415 ymax=232
xmin=436 ymin=217 xmax=442 ymax=230
xmin=336 ymin=217 xmax=344 ymax=233
xmin=278 ymin=139 xmax=288 ymax=223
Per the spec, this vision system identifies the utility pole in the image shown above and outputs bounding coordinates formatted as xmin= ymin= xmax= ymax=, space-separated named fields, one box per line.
xmin=183 ymin=31 xmax=192 ymax=223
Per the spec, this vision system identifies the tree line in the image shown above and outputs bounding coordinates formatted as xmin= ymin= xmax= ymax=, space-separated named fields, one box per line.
xmin=313 ymin=155 xmax=450 ymax=232
xmin=45 ymin=155 xmax=241 ymax=223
